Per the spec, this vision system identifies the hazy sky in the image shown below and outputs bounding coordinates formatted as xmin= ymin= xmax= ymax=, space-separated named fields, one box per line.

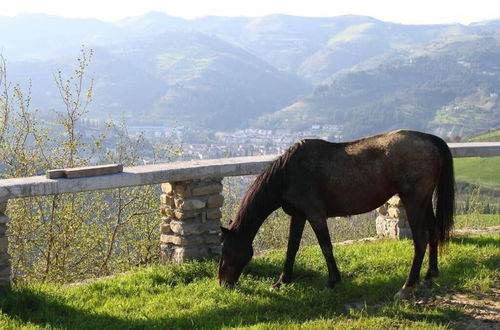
xmin=1 ymin=0 xmax=499 ymax=24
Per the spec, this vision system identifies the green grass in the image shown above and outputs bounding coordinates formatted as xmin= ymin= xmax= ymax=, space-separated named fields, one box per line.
xmin=455 ymin=213 xmax=500 ymax=229
xmin=454 ymin=156 xmax=500 ymax=188
xmin=0 ymin=234 xmax=498 ymax=329
xmin=327 ymin=23 xmax=375 ymax=45
xmin=468 ymin=128 xmax=500 ymax=142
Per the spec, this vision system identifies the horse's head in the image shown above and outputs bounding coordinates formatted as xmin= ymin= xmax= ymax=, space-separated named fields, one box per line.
xmin=218 ymin=227 xmax=253 ymax=288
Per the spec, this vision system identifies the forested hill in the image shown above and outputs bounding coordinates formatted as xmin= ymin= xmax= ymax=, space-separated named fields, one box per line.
xmin=1 ymin=13 xmax=500 ymax=136
xmin=255 ymin=34 xmax=500 ymax=139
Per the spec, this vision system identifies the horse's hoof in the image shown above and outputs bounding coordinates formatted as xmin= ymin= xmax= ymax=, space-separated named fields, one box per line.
xmin=424 ymin=270 xmax=439 ymax=281
xmin=394 ymin=286 xmax=414 ymax=300
xmin=419 ymin=278 xmax=434 ymax=287
xmin=270 ymin=282 xmax=282 ymax=291
xmin=326 ymin=279 xmax=340 ymax=289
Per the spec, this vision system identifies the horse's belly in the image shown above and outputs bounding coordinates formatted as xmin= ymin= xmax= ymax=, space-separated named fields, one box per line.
xmin=325 ymin=184 xmax=396 ymax=217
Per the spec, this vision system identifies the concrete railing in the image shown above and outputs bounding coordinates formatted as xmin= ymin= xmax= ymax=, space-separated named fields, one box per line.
xmin=0 ymin=142 xmax=498 ymax=287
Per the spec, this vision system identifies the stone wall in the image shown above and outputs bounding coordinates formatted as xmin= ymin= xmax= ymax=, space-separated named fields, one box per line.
xmin=160 ymin=178 xmax=224 ymax=264
xmin=0 ymin=201 xmax=10 ymax=288
xmin=375 ymin=195 xmax=412 ymax=239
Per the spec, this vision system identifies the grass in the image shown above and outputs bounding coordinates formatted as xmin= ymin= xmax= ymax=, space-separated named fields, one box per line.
xmin=454 ymin=156 xmax=500 ymax=188
xmin=327 ymin=23 xmax=375 ymax=45
xmin=455 ymin=213 xmax=500 ymax=229
xmin=0 ymin=233 xmax=498 ymax=329
xmin=467 ymin=128 xmax=500 ymax=142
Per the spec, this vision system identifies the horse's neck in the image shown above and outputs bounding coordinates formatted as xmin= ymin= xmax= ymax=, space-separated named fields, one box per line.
xmin=232 ymin=191 xmax=280 ymax=242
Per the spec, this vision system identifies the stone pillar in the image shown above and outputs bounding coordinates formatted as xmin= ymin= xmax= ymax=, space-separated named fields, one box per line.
xmin=0 ymin=200 xmax=10 ymax=288
xmin=160 ymin=178 xmax=224 ymax=264
xmin=375 ymin=195 xmax=412 ymax=239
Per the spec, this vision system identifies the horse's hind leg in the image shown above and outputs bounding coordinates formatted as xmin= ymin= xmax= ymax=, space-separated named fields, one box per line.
xmin=272 ymin=215 xmax=306 ymax=290
xmin=395 ymin=197 xmax=430 ymax=299
xmin=308 ymin=215 xmax=341 ymax=288
xmin=425 ymin=201 xmax=439 ymax=281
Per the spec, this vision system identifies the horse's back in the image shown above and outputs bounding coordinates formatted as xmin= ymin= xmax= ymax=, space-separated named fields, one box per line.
xmin=283 ymin=130 xmax=445 ymax=216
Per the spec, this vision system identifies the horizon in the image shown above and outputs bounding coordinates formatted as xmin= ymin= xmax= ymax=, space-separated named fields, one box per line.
xmin=1 ymin=11 xmax=500 ymax=27
xmin=1 ymin=0 xmax=499 ymax=25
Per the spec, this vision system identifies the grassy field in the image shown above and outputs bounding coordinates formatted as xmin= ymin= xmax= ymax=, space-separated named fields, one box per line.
xmin=455 ymin=213 xmax=500 ymax=229
xmin=454 ymin=156 xmax=500 ymax=188
xmin=0 ymin=233 xmax=497 ymax=329
xmin=467 ymin=128 xmax=500 ymax=142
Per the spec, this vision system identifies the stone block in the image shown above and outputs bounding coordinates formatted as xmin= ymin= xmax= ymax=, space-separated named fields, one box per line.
xmin=171 ymin=246 xmax=210 ymax=263
xmin=174 ymin=209 xmax=201 ymax=220
xmin=375 ymin=215 xmax=387 ymax=237
xmin=387 ymin=206 xmax=407 ymax=219
xmin=175 ymin=198 xmax=206 ymax=211
xmin=206 ymin=209 xmax=222 ymax=220
xmin=161 ymin=206 xmax=176 ymax=218
xmin=161 ymin=183 xmax=175 ymax=194
xmin=161 ymin=223 xmax=172 ymax=234
xmin=207 ymin=194 xmax=224 ymax=208
xmin=204 ymin=234 xmax=221 ymax=244
xmin=192 ymin=183 xmax=223 ymax=196
xmin=0 ymin=237 xmax=7 ymax=251
xmin=0 ymin=255 xmax=10 ymax=267
xmin=388 ymin=195 xmax=403 ymax=207
xmin=0 ymin=265 xmax=10 ymax=276
xmin=169 ymin=220 xmax=205 ymax=235
xmin=161 ymin=234 xmax=204 ymax=246
xmin=160 ymin=243 xmax=174 ymax=263
xmin=204 ymin=219 xmax=222 ymax=233
xmin=160 ymin=194 xmax=175 ymax=207
xmin=0 ymin=277 xmax=10 ymax=288
xmin=0 ymin=215 xmax=9 ymax=224
xmin=376 ymin=205 xmax=388 ymax=215
xmin=174 ymin=184 xmax=190 ymax=198
xmin=208 ymin=245 xmax=222 ymax=256
xmin=0 ymin=201 xmax=7 ymax=213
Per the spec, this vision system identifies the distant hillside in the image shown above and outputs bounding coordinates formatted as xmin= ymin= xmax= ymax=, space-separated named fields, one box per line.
xmin=467 ymin=128 xmax=500 ymax=142
xmin=255 ymin=34 xmax=500 ymax=139
xmin=7 ymin=32 xmax=309 ymax=130
xmin=1 ymin=13 xmax=500 ymax=136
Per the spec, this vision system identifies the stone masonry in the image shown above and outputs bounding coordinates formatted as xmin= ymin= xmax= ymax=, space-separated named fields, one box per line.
xmin=0 ymin=200 xmax=10 ymax=288
xmin=160 ymin=178 xmax=224 ymax=264
xmin=375 ymin=195 xmax=412 ymax=239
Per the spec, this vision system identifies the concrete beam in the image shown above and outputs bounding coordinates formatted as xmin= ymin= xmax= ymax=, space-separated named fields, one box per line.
xmin=0 ymin=155 xmax=276 ymax=200
xmin=0 ymin=142 xmax=499 ymax=200
xmin=448 ymin=142 xmax=500 ymax=157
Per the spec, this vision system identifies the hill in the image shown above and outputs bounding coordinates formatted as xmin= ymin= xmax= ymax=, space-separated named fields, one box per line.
xmin=255 ymin=34 xmax=500 ymax=139
xmin=7 ymin=32 xmax=309 ymax=130
xmin=1 ymin=13 xmax=500 ymax=136
xmin=467 ymin=127 xmax=500 ymax=142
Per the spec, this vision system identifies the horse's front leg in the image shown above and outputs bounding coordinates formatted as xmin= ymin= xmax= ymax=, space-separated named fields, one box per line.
xmin=271 ymin=215 xmax=306 ymax=290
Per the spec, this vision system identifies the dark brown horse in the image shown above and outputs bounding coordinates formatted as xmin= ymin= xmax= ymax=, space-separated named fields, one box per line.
xmin=218 ymin=129 xmax=454 ymax=299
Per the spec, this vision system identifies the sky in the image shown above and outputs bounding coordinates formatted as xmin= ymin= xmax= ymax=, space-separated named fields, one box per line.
xmin=0 ymin=0 xmax=499 ymax=25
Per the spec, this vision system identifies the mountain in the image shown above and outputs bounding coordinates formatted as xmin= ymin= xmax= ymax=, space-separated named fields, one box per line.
xmin=1 ymin=13 xmax=500 ymax=137
xmin=6 ymin=31 xmax=309 ymax=130
xmin=255 ymin=34 xmax=500 ymax=139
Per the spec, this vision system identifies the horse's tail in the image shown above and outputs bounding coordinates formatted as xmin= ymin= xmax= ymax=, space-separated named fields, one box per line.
xmin=431 ymin=135 xmax=455 ymax=244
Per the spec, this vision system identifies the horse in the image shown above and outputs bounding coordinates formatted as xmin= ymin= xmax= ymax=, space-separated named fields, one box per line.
xmin=217 ymin=129 xmax=455 ymax=299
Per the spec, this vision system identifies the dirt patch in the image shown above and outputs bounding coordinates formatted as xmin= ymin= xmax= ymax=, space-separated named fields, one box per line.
xmin=414 ymin=285 xmax=500 ymax=329
xmin=452 ymin=226 xmax=500 ymax=236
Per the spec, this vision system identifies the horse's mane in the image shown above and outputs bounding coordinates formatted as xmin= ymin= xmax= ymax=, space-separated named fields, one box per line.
xmin=230 ymin=140 xmax=305 ymax=232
